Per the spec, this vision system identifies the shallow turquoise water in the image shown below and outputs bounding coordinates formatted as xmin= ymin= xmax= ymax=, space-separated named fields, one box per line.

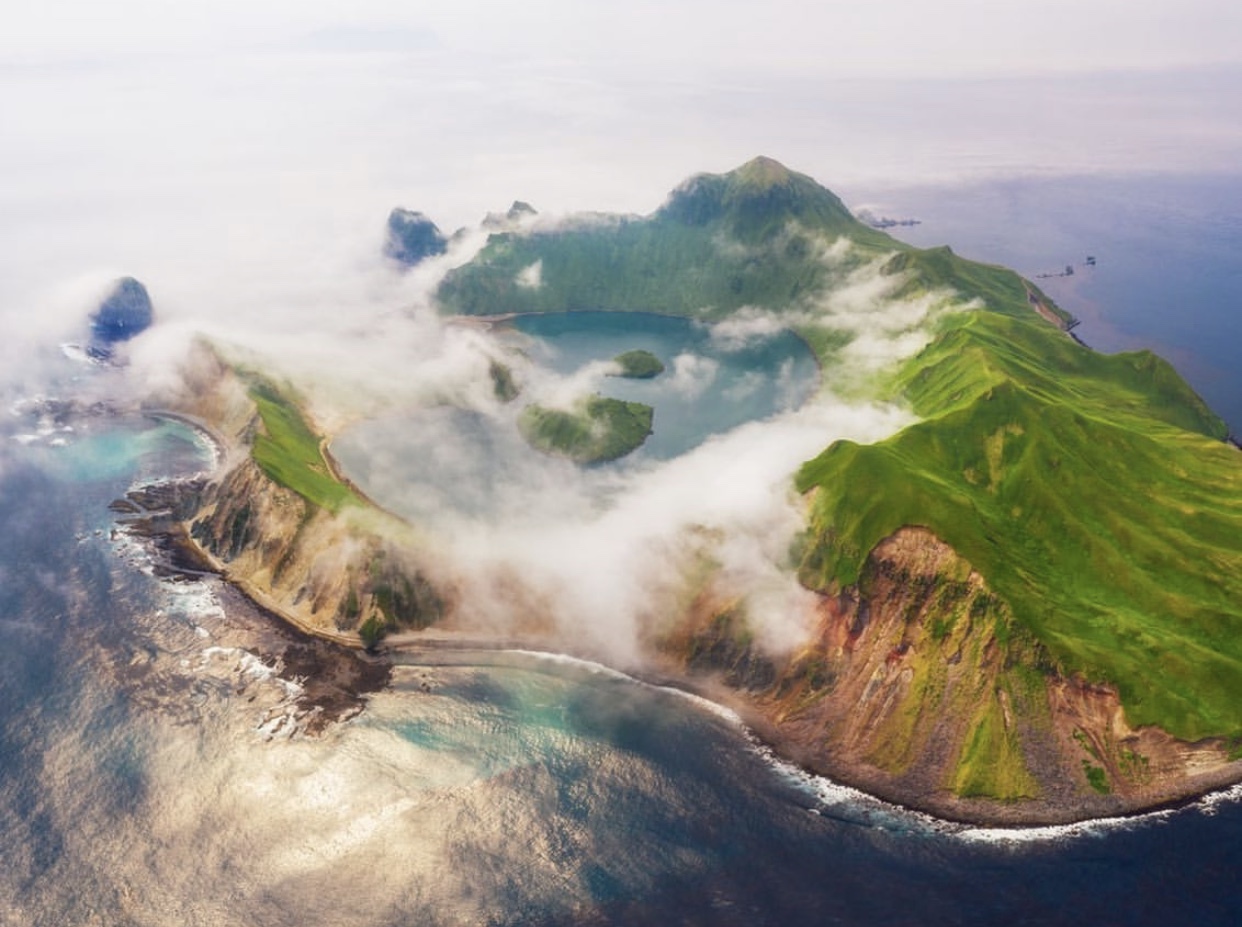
xmin=2 ymin=397 xmax=1242 ymax=925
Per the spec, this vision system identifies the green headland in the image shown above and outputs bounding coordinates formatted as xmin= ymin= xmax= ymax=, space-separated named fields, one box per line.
xmin=186 ymin=156 xmax=1242 ymax=816
xmin=433 ymin=155 xmax=1242 ymax=805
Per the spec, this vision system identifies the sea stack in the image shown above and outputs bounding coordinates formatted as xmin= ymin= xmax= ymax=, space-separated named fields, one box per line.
xmin=90 ymin=276 xmax=154 ymax=350
xmin=384 ymin=208 xmax=448 ymax=266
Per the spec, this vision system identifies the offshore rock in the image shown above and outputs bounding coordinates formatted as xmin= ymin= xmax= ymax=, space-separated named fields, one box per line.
xmin=90 ymin=276 xmax=154 ymax=348
xmin=384 ymin=207 xmax=448 ymax=266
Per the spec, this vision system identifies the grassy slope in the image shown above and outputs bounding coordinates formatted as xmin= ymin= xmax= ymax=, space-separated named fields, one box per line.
xmin=248 ymin=378 xmax=362 ymax=513
xmin=798 ymin=311 xmax=1242 ymax=741
xmin=612 ymin=349 xmax=665 ymax=379
xmin=438 ymin=157 xmax=897 ymax=322
xmin=442 ymin=155 xmax=1242 ymax=753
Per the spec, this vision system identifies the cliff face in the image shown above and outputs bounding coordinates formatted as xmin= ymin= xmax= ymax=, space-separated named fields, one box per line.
xmin=173 ymin=356 xmax=445 ymax=648
xmin=667 ymin=527 xmax=1238 ymax=822
xmin=191 ymin=454 xmax=444 ymax=647
xmin=172 ymin=348 xmax=1241 ymax=819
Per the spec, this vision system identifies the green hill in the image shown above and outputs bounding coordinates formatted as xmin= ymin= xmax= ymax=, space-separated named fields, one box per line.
xmin=438 ymin=157 xmax=901 ymax=321
xmin=797 ymin=310 xmax=1240 ymax=741
xmin=440 ymin=156 xmax=1242 ymax=793
xmin=437 ymin=157 xmax=1064 ymax=347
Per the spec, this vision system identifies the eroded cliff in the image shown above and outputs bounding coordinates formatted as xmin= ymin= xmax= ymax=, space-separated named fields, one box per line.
xmin=665 ymin=527 xmax=1240 ymax=823
xmin=171 ymin=353 xmax=445 ymax=648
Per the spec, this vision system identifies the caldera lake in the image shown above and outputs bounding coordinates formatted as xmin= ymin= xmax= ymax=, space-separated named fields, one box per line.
xmin=331 ymin=311 xmax=820 ymax=524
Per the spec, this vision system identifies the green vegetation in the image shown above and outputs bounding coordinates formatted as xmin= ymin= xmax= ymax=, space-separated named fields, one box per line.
xmin=358 ymin=614 xmax=388 ymax=651
xmin=438 ymin=157 xmax=897 ymax=324
xmin=611 ymin=349 xmax=665 ymax=379
xmin=344 ymin=552 xmax=443 ymax=650
xmin=435 ymin=155 xmax=1242 ymax=784
xmin=1083 ymin=762 xmax=1111 ymax=795
xmin=247 ymin=378 xmax=362 ymax=513
xmin=489 ymin=360 xmax=519 ymax=402
xmin=952 ymin=693 xmax=1041 ymax=800
xmin=882 ymin=246 xmax=1073 ymax=326
xmin=438 ymin=156 xmax=1052 ymax=380
xmin=797 ymin=309 xmax=1242 ymax=742
xmin=518 ymin=395 xmax=654 ymax=463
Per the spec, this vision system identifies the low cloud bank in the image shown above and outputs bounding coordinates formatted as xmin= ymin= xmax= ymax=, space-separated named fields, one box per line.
xmin=16 ymin=206 xmax=971 ymax=669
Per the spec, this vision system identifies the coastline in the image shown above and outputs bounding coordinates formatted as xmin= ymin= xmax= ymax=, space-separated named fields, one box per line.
xmin=145 ymin=408 xmax=229 ymax=473
xmin=146 ymin=299 xmax=1242 ymax=830
xmin=152 ymin=510 xmax=1242 ymax=829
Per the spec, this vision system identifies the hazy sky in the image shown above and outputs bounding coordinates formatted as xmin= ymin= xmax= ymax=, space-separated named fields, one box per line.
xmin=2 ymin=0 xmax=1241 ymax=345
xmin=7 ymin=0 xmax=1242 ymax=76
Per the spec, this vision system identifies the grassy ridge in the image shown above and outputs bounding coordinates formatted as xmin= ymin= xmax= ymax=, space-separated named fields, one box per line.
xmin=882 ymin=246 xmax=1073 ymax=326
xmin=248 ymin=379 xmax=362 ymax=513
xmin=798 ymin=313 xmax=1242 ymax=741
xmin=438 ymin=158 xmax=897 ymax=322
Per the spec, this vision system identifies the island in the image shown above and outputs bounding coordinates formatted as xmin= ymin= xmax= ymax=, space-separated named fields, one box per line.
xmin=610 ymin=349 xmax=665 ymax=379
xmin=89 ymin=276 xmax=154 ymax=357
xmin=518 ymin=395 xmax=654 ymax=463
xmin=159 ymin=156 xmax=1242 ymax=825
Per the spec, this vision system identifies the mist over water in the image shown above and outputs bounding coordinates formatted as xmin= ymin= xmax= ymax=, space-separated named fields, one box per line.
xmin=2 ymin=11 xmax=1242 ymax=919
xmin=3 ymin=407 xmax=1242 ymax=924
xmin=331 ymin=312 xmax=819 ymax=521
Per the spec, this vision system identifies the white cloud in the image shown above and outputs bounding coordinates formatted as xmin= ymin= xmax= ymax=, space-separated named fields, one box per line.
xmin=515 ymin=259 xmax=543 ymax=289
xmin=665 ymin=353 xmax=719 ymax=399
xmin=2 ymin=0 xmax=1239 ymax=670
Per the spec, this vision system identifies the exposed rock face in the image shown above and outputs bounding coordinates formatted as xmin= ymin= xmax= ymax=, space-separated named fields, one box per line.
xmin=384 ymin=208 xmax=448 ymax=266
xmin=173 ymin=361 xmax=446 ymax=648
xmin=91 ymin=276 xmax=153 ymax=347
xmin=189 ymin=454 xmax=444 ymax=647
xmin=483 ymin=200 xmax=538 ymax=230
xmin=665 ymin=526 xmax=1240 ymax=823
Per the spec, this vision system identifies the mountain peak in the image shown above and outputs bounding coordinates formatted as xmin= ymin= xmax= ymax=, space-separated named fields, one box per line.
xmin=659 ymin=157 xmax=861 ymax=240
xmin=730 ymin=156 xmax=794 ymax=190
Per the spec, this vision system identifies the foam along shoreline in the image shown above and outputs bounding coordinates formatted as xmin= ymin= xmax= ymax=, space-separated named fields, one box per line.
xmin=145 ymin=409 xmax=228 ymax=474
xmin=150 ymin=502 xmax=1242 ymax=832
xmin=388 ymin=643 xmax=1242 ymax=841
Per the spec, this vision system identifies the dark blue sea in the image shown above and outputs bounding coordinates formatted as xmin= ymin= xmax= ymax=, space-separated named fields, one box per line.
xmin=3 ymin=173 xmax=1242 ymax=925
xmin=862 ymin=172 xmax=1242 ymax=434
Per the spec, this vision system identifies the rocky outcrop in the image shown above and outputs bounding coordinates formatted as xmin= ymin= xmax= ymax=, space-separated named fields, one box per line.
xmin=665 ymin=527 xmax=1241 ymax=824
xmin=483 ymin=200 xmax=538 ymax=231
xmin=384 ymin=208 xmax=448 ymax=266
xmin=188 ymin=455 xmax=443 ymax=647
xmin=90 ymin=276 xmax=153 ymax=350
xmin=172 ymin=358 xmax=446 ymax=649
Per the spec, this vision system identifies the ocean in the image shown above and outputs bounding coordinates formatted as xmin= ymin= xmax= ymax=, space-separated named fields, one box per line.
xmin=2 ymin=172 xmax=1242 ymax=925
xmin=856 ymin=172 xmax=1242 ymax=434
